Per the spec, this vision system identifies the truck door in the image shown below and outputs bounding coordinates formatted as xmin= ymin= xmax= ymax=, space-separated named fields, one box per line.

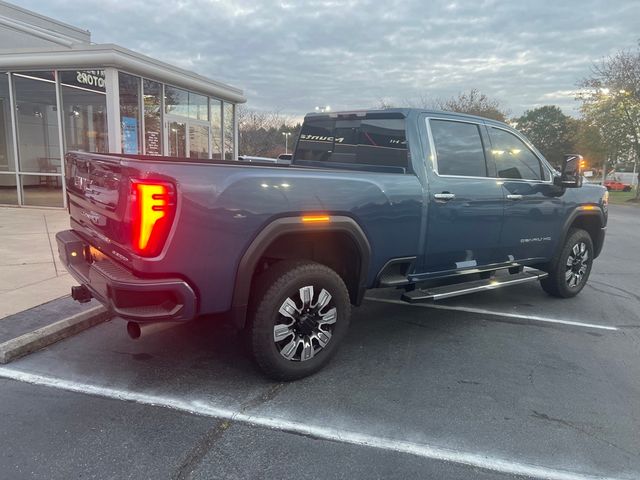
xmin=486 ymin=126 xmax=562 ymax=263
xmin=421 ymin=117 xmax=504 ymax=274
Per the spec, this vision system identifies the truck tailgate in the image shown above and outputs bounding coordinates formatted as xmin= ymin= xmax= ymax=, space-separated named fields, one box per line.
xmin=64 ymin=151 xmax=143 ymax=261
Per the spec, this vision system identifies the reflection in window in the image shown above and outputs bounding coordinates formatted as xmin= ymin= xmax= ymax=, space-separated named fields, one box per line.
xmin=295 ymin=117 xmax=407 ymax=171
xmin=165 ymin=86 xmax=188 ymax=117
xmin=223 ymin=102 xmax=234 ymax=160
xmin=0 ymin=72 xmax=16 ymax=173
xmin=210 ymin=99 xmax=222 ymax=160
xmin=119 ymin=72 xmax=141 ymax=154
xmin=189 ymin=124 xmax=209 ymax=159
xmin=143 ymin=79 xmax=162 ymax=155
xmin=21 ymin=175 xmax=63 ymax=207
xmin=59 ymin=70 xmax=108 ymax=154
xmin=168 ymin=121 xmax=186 ymax=157
xmin=430 ymin=120 xmax=487 ymax=177
xmin=13 ymin=71 xmax=61 ymax=174
xmin=189 ymin=92 xmax=208 ymax=121
xmin=489 ymin=128 xmax=542 ymax=180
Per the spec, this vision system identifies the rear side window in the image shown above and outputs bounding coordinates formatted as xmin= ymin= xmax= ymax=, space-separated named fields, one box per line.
xmin=429 ymin=119 xmax=487 ymax=177
xmin=489 ymin=127 xmax=543 ymax=180
xmin=295 ymin=117 xmax=408 ymax=172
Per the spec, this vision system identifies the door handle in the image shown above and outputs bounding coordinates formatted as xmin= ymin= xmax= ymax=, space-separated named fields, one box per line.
xmin=506 ymin=194 xmax=523 ymax=200
xmin=434 ymin=193 xmax=456 ymax=201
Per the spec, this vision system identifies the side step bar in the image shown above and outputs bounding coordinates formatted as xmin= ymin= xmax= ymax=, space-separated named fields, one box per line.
xmin=401 ymin=269 xmax=548 ymax=303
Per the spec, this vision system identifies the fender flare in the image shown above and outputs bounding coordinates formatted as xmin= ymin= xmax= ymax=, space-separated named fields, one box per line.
xmin=549 ymin=207 xmax=605 ymax=268
xmin=230 ymin=215 xmax=371 ymax=328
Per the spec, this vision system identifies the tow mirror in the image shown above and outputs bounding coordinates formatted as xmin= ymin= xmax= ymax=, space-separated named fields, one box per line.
xmin=554 ymin=154 xmax=583 ymax=188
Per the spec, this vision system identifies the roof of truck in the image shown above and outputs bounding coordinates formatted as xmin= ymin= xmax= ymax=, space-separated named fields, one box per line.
xmin=304 ymin=108 xmax=511 ymax=128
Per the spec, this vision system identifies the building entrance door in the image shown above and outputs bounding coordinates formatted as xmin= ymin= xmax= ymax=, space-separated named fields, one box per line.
xmin=166 ymin=115 xmax=210 ymax=159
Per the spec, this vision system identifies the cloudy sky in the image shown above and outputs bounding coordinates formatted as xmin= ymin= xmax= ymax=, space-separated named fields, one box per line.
xmin=15 ymin=0 xmax=640 ymax=117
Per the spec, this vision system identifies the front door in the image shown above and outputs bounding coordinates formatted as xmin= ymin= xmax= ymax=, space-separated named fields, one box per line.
xmin=486 ymin=126 xmax=562 ymax=263
xmin=422 ymin=117 xmax=504 ymax=274
xmin=166 ymin=116 xmax=210 ymax=159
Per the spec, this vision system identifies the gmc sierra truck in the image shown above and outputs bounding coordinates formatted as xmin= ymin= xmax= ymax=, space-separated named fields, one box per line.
xmin=56 ymin=109 xmax=608 ymax=380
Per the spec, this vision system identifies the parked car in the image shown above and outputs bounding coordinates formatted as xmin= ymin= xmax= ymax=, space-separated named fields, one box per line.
xmin=604 ymin=180 xmax=632 ymax=192
xmin=57 ymin=109 xmax=608 ymax=379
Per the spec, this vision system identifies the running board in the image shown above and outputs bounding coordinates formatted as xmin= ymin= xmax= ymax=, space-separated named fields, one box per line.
xmin=401 ymin=269 xmax=548 ymax=303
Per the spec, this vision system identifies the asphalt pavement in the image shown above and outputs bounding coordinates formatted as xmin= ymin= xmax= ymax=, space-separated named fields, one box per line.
xmin=0 ymin=205 xmax=638 ymax=480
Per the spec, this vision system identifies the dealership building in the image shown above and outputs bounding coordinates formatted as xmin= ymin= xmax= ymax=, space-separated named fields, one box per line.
xmin=0 ymin=1 xmax=245 ymax=208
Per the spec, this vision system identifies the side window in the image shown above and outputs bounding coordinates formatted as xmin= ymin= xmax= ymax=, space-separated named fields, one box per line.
xmin=489 ymin=128 xmax=543 ymax=180
xmin=430 ymin=120 xmax=487 ymax=177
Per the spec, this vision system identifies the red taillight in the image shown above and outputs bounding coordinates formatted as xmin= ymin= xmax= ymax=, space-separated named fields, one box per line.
xmin=131 ymin=180 xmax=176 ymax=256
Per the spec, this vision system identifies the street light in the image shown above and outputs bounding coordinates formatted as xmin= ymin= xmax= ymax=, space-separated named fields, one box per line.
xmin=314 ymin=105 xmax=331 ymax=113
xmin=282 ymin=132 xmax=291 ymax=154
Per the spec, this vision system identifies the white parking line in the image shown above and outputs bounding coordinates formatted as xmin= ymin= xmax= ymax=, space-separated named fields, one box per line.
xmin=0 ymin=367 xmax=627 ymax=480
xmin=365 ymin=297 xmax=618 ymax=332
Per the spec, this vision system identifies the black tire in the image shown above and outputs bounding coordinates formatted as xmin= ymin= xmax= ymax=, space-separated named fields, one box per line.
xmin=623 ymin=186 xmax=632 ymax=192
xmin=540 ymin=228 xmax=593 ymax=298
xmin=247 ymin=260 xmax=351 ymax=380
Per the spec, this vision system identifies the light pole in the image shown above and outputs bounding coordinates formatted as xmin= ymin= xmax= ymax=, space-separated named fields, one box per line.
xmin=282 ymin=132 xmax=291 ymax=154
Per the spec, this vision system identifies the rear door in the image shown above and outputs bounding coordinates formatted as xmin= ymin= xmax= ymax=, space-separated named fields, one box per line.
xmin=486 ymin=126 xmax=561 ymax=263
xmin=421 ymin=117 xmax=504 ymax=273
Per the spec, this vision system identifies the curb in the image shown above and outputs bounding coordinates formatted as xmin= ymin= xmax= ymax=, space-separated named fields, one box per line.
xmin=0 ymin=305 xmax=111 ymax=364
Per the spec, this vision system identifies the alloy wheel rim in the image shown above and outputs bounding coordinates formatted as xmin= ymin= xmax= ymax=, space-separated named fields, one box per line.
xmin=565 ymin=241 xmax=589 ymax=288
xmin=273 ymin=286 xmax=337 ymax=362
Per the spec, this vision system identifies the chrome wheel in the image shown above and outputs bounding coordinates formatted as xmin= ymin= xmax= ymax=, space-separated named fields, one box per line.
xmin=565 ymin=241 xmax=589 ymax=288
xmin=273 ymin=286 xmax=337 ymax=362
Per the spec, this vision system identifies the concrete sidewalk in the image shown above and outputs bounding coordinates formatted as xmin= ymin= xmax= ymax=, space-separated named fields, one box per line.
xmin=0 ymin=207 xmax=75 ymax=319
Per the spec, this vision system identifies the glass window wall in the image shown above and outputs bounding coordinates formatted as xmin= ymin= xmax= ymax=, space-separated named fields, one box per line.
xmin=143 ymin=79 xmax=162 ymax=155
xmin=210 ymin=99 xmax=222 ymax=160
xmin=223 ymin=102 xmax=234 ymax=160
xmin=13 ymin=71 xmax=60 ymax=174
xmin=0 ymin=68 xmax=237 ymax=207
xmin=59 ymin=70 xmax=108 ymax=154
xmin=119 ymin=72 xmax=141 ymax=154
xmin=0 ymin=72 xmax=18 ymax=205
xmin=165 ymin=86 xmax=188 ymax=117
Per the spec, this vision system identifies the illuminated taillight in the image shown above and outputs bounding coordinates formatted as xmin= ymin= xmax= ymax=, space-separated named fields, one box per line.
xmin=131 ymin=180 xmax=176 ymax=256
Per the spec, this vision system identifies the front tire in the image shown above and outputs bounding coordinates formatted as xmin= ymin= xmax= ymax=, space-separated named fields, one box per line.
xmin=247 ymin=260 xmax=351 ymax=380
xmin=540 ymin=228 xmax=593 ymax=298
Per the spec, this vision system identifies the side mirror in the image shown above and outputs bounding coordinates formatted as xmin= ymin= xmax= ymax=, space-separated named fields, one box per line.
xmin=553 ymin=154 xmax=583 ymax=188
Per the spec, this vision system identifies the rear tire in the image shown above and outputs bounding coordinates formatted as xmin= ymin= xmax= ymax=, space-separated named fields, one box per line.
xmin=247 ymin=260 xmax=351 ymax=380
xmin=540 ymin=228 xmax=593 ymax=298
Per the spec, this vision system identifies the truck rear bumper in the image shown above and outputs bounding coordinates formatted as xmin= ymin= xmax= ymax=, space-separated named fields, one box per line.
xmin=56 ymin=230 xmax=197 ymax=322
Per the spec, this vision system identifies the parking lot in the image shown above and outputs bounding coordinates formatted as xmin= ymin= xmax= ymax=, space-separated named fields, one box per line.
xmin=1 ymin=204 xmax=638 ymax=480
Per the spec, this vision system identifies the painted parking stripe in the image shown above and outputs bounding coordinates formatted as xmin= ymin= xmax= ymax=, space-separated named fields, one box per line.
xmin=0 ymin=367 xmax=627 ymax=480
xmin=365 ymin=297 xmax=618 ymax=332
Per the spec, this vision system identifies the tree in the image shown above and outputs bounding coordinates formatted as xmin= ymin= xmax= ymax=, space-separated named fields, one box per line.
xmin=572 ymin=119 xmax=608 ymax=175
xmin=377 ymin=89 xmax=509 ymax=122
xmin=237 ymin=106 xmax=301 ymax=157
xmin=515 ymin=106 xmax=576 ymax=170
xmin=434 ymin=89 xmax=509 ymax=122
xmin=579 ymin=44 xmax=640 ymax=197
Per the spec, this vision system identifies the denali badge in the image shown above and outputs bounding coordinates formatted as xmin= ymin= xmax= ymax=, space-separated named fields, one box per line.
xmin=81 ymin=210 xmax=101 ymax=225
xmin=520 ymin=237 xmax=551 ymax=243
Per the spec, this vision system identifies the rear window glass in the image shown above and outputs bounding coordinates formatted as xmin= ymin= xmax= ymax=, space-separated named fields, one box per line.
xmin=295 ymin=117 xmax=408 ymax=172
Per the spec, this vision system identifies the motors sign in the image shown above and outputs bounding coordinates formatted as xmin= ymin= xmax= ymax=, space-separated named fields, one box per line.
xmin=59 ymin=70 xmax=106 ymax=93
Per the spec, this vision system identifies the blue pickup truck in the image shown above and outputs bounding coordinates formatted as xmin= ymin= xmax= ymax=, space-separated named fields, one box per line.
xmin=56 ymin=109 xmax=608 ymax=379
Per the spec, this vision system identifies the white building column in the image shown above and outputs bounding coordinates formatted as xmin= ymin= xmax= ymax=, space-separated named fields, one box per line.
xmin=104 ymin=67 xmax=121 ymax=153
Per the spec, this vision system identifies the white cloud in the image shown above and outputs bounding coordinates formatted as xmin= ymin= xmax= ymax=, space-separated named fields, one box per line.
xmin=14 ymin=0 xmax=640 ymax=116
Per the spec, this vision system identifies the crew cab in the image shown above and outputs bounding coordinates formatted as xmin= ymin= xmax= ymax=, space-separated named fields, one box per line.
xmin=57 ymin=109 xmax=608 ymax=380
